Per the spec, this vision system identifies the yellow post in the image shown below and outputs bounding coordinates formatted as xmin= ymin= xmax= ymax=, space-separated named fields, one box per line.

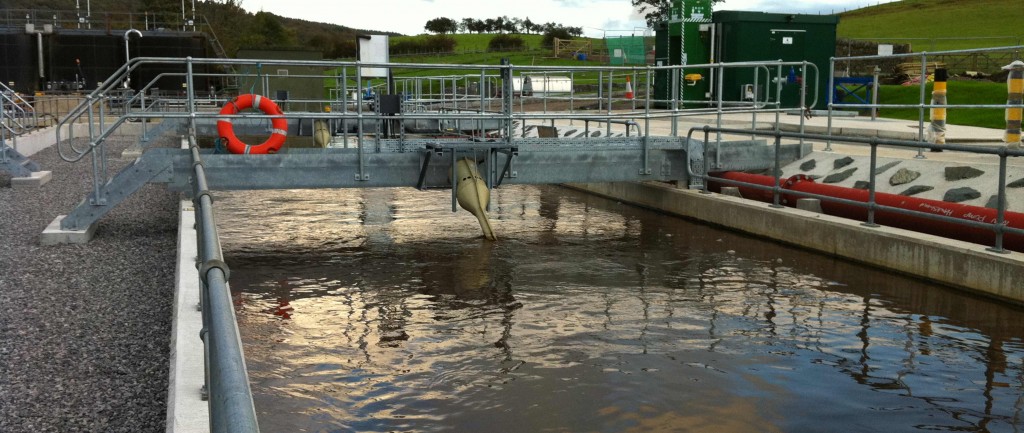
xmin=928 ymin=68 xmax=948 ymax=150
xmin=1004 ymin=60 xmax=1024 ymax=149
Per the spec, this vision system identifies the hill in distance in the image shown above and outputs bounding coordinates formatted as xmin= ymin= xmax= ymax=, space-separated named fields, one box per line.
xmin=838 ymin=0 xmax=1024 ymax=50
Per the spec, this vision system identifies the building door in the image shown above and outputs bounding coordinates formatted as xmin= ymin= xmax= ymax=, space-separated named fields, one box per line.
xmin=769 ymin=29 xmax=806 ymax=107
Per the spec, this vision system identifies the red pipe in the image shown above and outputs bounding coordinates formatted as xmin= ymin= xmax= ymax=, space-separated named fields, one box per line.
xmin=711 ymin=172 xmax=1024 ymax=252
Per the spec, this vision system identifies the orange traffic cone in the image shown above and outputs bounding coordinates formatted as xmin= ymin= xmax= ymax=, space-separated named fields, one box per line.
xmin=625 ymin=75 xmax=634 ymax=100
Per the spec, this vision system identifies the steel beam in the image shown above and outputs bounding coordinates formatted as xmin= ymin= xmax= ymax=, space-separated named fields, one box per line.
xmin=56 ymin=134 xmax=791 ymax=233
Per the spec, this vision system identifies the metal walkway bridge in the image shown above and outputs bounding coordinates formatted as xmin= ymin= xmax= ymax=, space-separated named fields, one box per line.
xmin=48 ymin=56 xmax=820 ymax=234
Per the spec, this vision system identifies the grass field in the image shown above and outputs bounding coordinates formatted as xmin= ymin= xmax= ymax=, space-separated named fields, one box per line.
xmin=391 ymin=33 xmax=549 ymax=52
xmin=838 ymin=0 xmax=1024 ymax=51
xmin=862 ymin=81 xmax=1011 ymax=130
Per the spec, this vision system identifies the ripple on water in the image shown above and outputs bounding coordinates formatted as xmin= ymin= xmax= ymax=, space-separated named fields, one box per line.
xmin=223 ymin=185 xmax=1024 ymax=433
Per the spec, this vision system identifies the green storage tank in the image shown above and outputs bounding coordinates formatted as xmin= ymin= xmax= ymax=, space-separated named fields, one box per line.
xmin=713 ymin=11 xmax=838 ymax=109
xmin=654 ymin=0 xmax=713 ymax=108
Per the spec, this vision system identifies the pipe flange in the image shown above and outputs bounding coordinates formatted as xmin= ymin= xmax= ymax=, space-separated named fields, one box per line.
xmin=783 ymin=174 xmax=813 ymax=189
xmin=192 ymin=160 xmax=206 ymax=170
xmin=199 ymin=259 xmax=230 ymax=285
xmin=194 ymin=190 xmax=214 ymax=204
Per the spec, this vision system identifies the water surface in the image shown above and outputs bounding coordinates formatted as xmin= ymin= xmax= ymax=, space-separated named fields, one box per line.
xmin=216 ymin=185 xmax=1024 ymax=433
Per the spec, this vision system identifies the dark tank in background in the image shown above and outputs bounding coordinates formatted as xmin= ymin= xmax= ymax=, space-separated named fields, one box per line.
xmin=0 ymin=25 xmax=213 ymax=94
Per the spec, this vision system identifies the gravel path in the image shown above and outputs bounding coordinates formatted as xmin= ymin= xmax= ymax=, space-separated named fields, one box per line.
xmin=0 ymin=135 xmax=180 ymax=432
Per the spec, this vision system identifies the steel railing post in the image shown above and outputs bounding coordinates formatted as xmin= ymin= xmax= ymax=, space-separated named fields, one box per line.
xmin=864 ymin=140 xmax=880 ymax=227
xmin=988 ymin=154 xmax=1009 ymax=254
xmin=771 ymin=131 xmax=783 ymax=208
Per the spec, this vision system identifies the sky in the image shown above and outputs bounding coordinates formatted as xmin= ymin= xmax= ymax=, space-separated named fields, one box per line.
xmin=242 ymin=0 xmax=898 ymax=38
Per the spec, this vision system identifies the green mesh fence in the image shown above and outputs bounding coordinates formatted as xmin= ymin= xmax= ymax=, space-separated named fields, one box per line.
xmin=606 ymin=36 xmax=647 ymax=66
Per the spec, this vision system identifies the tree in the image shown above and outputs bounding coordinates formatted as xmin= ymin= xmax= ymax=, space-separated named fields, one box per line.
xmin=424 ymin=17 xmax=458 ymax=34
xmin=631 ymin=0 xmax=723 ymax=28
xmin=522 ymin=17 xmax=535 ymax=34
xmin=507 ymin=17 xmax=522 ymax=33
xmin=466 ymin=19 xmax=487 ymax=33
xmin=238 ymin=11 xmax=296 ymax=47
xmin=141 ymin=0 xmax=181 ymax=27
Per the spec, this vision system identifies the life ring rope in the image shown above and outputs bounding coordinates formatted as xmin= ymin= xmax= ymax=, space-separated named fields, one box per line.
xmin=216 ymin=94 xmax=287 ymax=154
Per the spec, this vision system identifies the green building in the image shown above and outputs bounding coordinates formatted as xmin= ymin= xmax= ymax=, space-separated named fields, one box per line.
xmin=654 ymin=0 xmax=713 ymax=107
xmin=235 ymin=48 xmax=324 ymax=110
xmin=713 ymin=11 xmax=839 ymax=109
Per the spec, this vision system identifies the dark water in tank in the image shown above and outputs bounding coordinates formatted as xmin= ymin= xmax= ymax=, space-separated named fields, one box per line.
xmin=215 ymin=185 xmax=1024 ymax=433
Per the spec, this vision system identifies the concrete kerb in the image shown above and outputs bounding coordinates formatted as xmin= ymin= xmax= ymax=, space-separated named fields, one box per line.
xmin=40 ymin=215 xmax=97 ymax=245
xmin=567 ymin=181 xmax=1024 ymax=306
xmin=11 ymin=170 xmax=52 ymax=188
xmin=167 ymin=199 xmax=211 ymax=433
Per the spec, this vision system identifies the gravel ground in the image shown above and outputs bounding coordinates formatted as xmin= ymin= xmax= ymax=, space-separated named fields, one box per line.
xmin=0 ymin=135 xmax=180 ymax=432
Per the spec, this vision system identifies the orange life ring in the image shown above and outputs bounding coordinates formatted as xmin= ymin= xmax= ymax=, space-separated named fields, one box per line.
xmin=217 ymin=94 xmax=288 ymax=154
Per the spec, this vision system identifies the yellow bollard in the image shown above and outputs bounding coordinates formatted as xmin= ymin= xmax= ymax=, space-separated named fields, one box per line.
xmin=1004 ymin=60 xmax=1024 ymax=149
xmin=928 ymin=68 xmax=947 ymax=150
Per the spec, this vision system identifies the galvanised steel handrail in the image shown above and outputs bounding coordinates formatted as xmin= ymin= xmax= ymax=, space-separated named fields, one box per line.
xmin=188 ymin=130 xmax=260 ymax=433
xmin=54 ymin=56 xmax=819 ymax=216
xmin=1 ymin=82 xmax=38 ymax=135
xmin=56 ymin=57 xmax=813 ymax=161
xmin=826 ymin=45 xmax=1024 ymax=155
xmin=687 ymin=126 xmax=1024 ymax=253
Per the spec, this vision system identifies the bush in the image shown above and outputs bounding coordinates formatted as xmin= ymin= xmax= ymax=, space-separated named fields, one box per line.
xmin=541 ymin=28 xmax=574 ymax=48
xmin=487 ymin=34 xmax=526 ymax=52
xmin=391 ymin=35 xmax=457 ymax=55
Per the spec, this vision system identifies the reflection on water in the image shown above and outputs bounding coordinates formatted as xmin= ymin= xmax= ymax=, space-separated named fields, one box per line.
xmin=216 ymin=185 xmax=1024 ymax=433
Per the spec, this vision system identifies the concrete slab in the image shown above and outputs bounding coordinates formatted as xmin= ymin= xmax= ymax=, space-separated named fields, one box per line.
xmin=39 ymin=215 xmax=97 ymax=245
xmin=121 ymin=146 xmax=143 ymax=159
xmin=10 ymin=170 xmax=52 ymax=188
xmin=166 ymin=200 xmax=210 ymax=433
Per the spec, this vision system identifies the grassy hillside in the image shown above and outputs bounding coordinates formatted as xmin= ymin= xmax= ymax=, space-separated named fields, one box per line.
xmin=874 ymin=81 xmax=1009 ymax=129
xmin=392 ymin=33 xmax=549 ymax=53
xmin=5 ymin=0 xmax=393 ymax=57
xmin=839 ymin=0 xmax=1024 ymax=51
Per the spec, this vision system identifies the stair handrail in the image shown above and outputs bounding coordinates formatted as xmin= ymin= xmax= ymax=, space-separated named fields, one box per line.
xmin=0 ymin=82 xmax=38 ymax=135
xmin=55 ymin=57 xmax=146 ymax=162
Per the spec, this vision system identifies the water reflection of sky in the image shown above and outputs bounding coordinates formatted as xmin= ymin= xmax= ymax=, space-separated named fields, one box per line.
xmin=217 ymin=185 xmax=1024 ymax=433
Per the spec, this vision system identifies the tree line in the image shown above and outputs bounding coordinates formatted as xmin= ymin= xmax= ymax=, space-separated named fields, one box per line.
xmin=424 ymin=17 xmax=583 ymax=37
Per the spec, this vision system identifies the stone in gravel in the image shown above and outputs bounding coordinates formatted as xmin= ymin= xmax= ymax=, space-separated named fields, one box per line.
xmin=944 ymin=166 xmax=985 ymax=181
xmin=889 ymin=168 xmax=920 ymax=186
xmin=853 ymin=180 xmax=871 ymax=190
xmin=563 ymin=129 xmax=577 ymax=137
xmin=899 ymin=185 xmax=934 ymax=196
xmin=1007 ymin=177 xmax=1024 ymax=188
xmin=824 ymin=167 xmax=857 ymax=183
xmin=799 ymin=159 xmax=816 ymax=171
xmin=833 ymin=156 xmax=855 ymax=169
xmin=943 ymin=187 xmax=982 ymax=203
xmin=874 ymin=161 xmax=900 ymax=175
xmin=985 ymin=195 xmax=1009 ymax=210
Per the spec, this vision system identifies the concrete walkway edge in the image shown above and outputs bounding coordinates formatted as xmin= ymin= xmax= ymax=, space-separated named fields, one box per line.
xmin=167 ymin=199 xmax=210 ymax=433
